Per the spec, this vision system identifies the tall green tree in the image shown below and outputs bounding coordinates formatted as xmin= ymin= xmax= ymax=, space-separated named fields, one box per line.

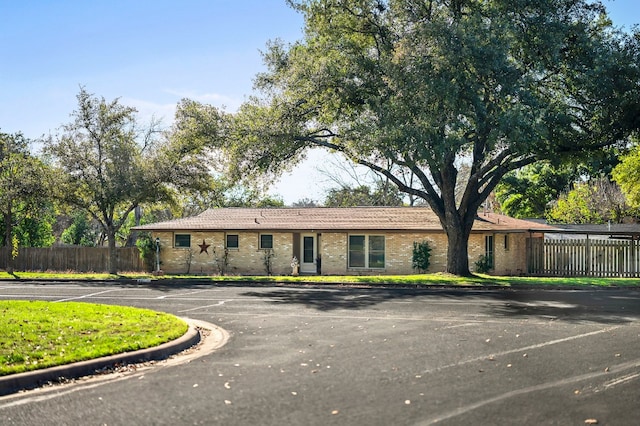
xmin=612 ymin=141 xmax=640 ymax=208
xmin=324 ymin=182 xmax=404 ymax=206
xmin=61 ymin=211 xmax=99 ymax=246
xmin=10 ymin=202 xmax=56 ymax=248
xmin=495 ymin=162 xmax=577 ymax=218
xmin=496 ymin=144 xmax=625 ymax=218
xmin=193 ymin=0 xmax=639 ymax=275
xmin=45 ymin=88 xmax=213 ymax=274
xmin=291 ymin=197 xmax=319 ymax=207
xmin=546 ymin=177 xmax=630 ymax=224
xmin=0 ymin=131 xmax=53 ymax=269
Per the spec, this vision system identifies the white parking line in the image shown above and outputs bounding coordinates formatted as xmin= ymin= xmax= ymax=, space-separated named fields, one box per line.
xmin=54 ymin=289 xmax=119 ymax=302
xmin=156 ymin=289 xmax=213 ymax=299
xmin=178 ymin=300 xmax=232 ymax=313
xmin=441 ymin=322 xmax=482 ymax=329
xmin=604 ymin=372 xmax=640 ymax=389
xmin=422 ymin=326 xmax=620 ymax=375
xmin=421 ymin=357 xmax=640 ymax=425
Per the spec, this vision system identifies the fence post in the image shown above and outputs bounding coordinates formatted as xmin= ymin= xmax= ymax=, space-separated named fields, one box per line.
xmin=585 ymin=235 xmax=590 ymax=276
xmin=632 ymin=238 xmax=637 ymax=277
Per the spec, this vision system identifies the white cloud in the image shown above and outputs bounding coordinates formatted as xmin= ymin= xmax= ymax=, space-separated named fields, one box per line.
xmin=162 ymin=89 xmax=244 ymax=112
xmin=120 ymin=98 xmax=178 ymax=128
xmin=121 ymin=89 xmax=245 ymax=130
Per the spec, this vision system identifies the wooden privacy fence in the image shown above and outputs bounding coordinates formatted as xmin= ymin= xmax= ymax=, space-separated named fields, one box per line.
xmin=527 ymin=237 xmax=640 ymax=277
xmin=0 ymin=247 xmax=146 ymax=273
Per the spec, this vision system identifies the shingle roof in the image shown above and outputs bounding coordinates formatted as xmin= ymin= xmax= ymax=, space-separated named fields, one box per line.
xmin=134 ymin=207 xmax=553 ymax=233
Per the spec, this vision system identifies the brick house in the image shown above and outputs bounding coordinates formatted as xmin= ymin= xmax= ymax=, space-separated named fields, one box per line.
xmin=133 ymin=207 xmax=548 ymax=276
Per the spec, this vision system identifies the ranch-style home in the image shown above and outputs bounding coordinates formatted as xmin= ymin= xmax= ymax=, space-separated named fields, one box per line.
xmin=133 ymin=207 xmax=550 ymax=276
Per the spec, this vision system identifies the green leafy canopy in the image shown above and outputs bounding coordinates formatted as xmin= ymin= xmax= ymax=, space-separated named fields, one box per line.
xmin=185 ymin=0 xmax=640 ymax=275
xmin=44 ymin=88 xmax=214 ymax=273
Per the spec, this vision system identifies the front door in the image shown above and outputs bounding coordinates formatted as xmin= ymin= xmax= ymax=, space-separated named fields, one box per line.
xmin=300 ymin=234 xmax=317 ymax=274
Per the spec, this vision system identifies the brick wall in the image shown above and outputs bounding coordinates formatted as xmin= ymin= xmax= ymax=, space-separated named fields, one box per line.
xmin=468 ymin=232 xmax=528 ymax=275
xmin=155 ymin=231 xmax=296 ymax=276
xmin=385 ymin=232 xmax=448 ymax=274
xmin=492 ymin=232 xmax=528 ymax=275
xmin=318 ymin=232 xmax=347 ymax=275
xmin=154 ymin=230 xmax=529 ymax=276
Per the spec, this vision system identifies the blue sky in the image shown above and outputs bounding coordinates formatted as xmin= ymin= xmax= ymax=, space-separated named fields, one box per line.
xmin=1 ymin=0 xmax=638 ymax=204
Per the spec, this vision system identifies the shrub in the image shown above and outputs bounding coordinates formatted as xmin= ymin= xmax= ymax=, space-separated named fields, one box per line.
xmin=475 ymin=255 xmax=494 ymax=274
xmin=136 ymin=232 xmax=158 ymax=272
xmin=263 ymin=249 xmax=275 ymax=275
xmin=412 ymin=241 xmax=432 ymax=273
xmin=213 ymin=247 xmax=230 ymax=276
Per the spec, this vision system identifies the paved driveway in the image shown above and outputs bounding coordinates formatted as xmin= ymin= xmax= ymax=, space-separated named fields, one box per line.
xmin=1 ymin=282 xmax=639 ymax=425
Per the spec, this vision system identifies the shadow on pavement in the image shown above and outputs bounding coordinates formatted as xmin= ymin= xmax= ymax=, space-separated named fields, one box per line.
xmin=240 ymin=287 xmax=640 ymax=325
xmin=490 ymin=290 xmax=640 ymax=324
xmin=15 ymin=279 xmax=640 ymax=325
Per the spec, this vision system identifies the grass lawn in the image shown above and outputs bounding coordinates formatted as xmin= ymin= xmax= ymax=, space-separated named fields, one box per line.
xmin=0 ymin=270 xmax=639 ymax=287
xmin=163 ymin=273 xmax=640 ymax=287
xmin=0 ymin=300 xmax=187 ymax=376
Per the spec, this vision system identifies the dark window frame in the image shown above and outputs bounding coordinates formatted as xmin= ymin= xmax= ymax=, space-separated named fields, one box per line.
xmin=485 ymin=235 xmax=495 ymax=268
xmin=226 ymin=234 xmax=239 ymax=250
xmin=174 ymin=234 xmax=191 ymax=248
xmin=259 ymin=234 xmax=273 ymax=250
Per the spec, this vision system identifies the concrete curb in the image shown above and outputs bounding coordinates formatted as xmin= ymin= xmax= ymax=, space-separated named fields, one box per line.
xmin=0 ymin=319 xmax=201 ymax=397
xmin=5 ymin=277 xmax=640 ymax=291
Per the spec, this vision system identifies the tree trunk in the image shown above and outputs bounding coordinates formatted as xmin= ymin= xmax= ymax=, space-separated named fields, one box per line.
xmin=444 ymin=224 xmax=472 ymax=276
xmin=125 ymin=206 xmax=141 ymax=247
xmin=107 ymin=229 xmax=118 ymax=275
xmin=4 ymin=203 xmax=13 ymax=273
xmin=438 ymin=202 xmax=476 ymax=276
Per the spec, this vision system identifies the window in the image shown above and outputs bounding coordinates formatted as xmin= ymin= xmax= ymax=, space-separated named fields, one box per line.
xmin=174 ymin=234 xmax=191 ymax=248
xmin=485 ymin=235 xmax=494 ymax=268
xmin=226 ymin=234 xmax=239 ymax=249
xmin=349 ymin=236 xmax=365 ymax=267
xmin=349 ymin=235 xmax=385 ymax=269
xmin=369 ymin=236 xmax=385 ymax=268
xmin=303 ymin=236 xmax=314 ymax=263
xmin=260 ymin=234 xmax=273 ymax=250
xmin=504 ymin=235 xmax=509 ymax=251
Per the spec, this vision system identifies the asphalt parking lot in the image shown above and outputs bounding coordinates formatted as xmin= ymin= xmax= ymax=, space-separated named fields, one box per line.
xmin=1 ymin=281 xmax=639 ymax=425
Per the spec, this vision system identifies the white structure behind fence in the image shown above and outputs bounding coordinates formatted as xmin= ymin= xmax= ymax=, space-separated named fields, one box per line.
xmin=528 ymin=237 xmax=640 ymax=277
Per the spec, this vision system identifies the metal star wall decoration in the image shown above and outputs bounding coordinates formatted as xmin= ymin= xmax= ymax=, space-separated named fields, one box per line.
xmin=198 ymin=239 xmax=210 ymax=254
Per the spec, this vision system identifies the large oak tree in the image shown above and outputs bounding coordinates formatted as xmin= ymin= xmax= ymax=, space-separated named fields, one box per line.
xmin=0 ymin=131 xmax=52 ymax=269
xmin=196 ymin=0 xmax=639 ymax=275
xmin=45 ymin=88 xmax=214 ymax=274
